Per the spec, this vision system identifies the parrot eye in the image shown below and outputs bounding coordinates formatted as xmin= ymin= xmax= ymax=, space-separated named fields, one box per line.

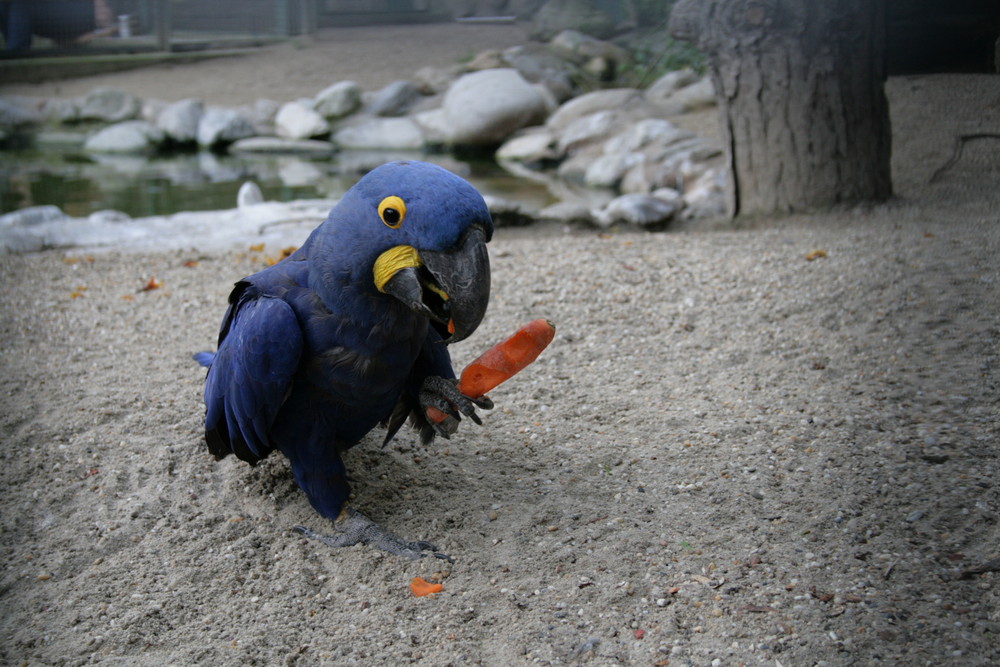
xmin=378 ymin=196 xmax=406 ymax=229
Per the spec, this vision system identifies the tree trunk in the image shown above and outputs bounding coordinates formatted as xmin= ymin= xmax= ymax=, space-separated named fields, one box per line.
xmin=669 ymin=0 xmax=893 ymax=217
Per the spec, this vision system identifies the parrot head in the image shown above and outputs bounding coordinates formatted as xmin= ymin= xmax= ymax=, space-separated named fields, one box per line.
xmin=326 ymin=160 xmax=493 ymax=343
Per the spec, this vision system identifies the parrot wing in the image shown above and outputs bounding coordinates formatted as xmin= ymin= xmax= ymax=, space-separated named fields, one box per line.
xmin=203 ymin=281 xmax=303 ymax=464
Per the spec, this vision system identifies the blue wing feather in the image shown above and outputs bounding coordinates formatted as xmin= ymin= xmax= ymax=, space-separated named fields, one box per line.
xmin=203 ymin=288 xmax=303 ymax=463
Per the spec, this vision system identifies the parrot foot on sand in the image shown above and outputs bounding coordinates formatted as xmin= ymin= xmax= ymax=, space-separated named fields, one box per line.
xmin=294 ymin=506 xmax=454 ymax=562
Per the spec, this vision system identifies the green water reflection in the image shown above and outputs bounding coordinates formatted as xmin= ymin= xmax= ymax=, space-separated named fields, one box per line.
xmin=1 ymin=146 xmax=557 ymax=219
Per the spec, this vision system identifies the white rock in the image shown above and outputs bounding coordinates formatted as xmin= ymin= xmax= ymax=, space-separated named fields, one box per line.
xmin=275 ymin=101 xmax=330 ymax=140
xmin=496 ymin=129 xmax=557 ymax=162
xmin=0 ymin=200 xmax=334 ymax=254
xmin=597 ymin=193 xmax=680 ymax=229
xmin=249 ymin=99 xmax=281 ymax=132
xmin=584 ymin=152 xmax=644 ymax=188
xmin=0 ymin=205 xmax=66 ymax=228
xmin=157 ymin=98 xmax=203 ymax=143
xmin=670 ymin=77 xmax=717 ymax=112
xmin=314 ymin=81 xmax=362 ymax=119
xmin=652 ymin=187 xmax=684 ymax=204
xmin=140 ymin=98 xmax=167 ymax=124
xmin=237 ymin=181 xmax=264 ymax=208
xmin=437 ymin=69 xmax=548 ymax=147
xmin=332 ymin=117 xmax=425 ymax=150
xmin=537 ymin=201 xmax=595 ymax=225
xmin=229 ymin=137 xmax=336 ymax=155
xmin=84 ymin=120 xmax=164 ymax=153
xmin=546 ymin=88 xmax=642 ymax=132
xmin=604 ymin=119 xmax=690 ymax=154
xmin=79 ymin=87 xmax=140 ymax=122
xmin=644 ymin=69 xmax=700 ymax=106
xmin=682 ymin=168 xmax=727 ymax=219
xmin=411 ymin=108 xmax=449 ymax=144
xmin=557 ymin=110 xmax=626 ymax=155
xmin=197 ymin=108 xmax=255 ymax=148
xmin=0 ymin=97 xmax=40 ymax=128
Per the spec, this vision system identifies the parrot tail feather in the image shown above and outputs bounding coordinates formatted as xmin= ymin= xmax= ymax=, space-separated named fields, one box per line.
xmin=193 ymin=351 xmax=216 ymax=368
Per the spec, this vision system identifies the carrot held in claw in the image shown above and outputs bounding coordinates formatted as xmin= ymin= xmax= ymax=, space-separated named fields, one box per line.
xmin=426 ymin=318 xmax=556 ymax=424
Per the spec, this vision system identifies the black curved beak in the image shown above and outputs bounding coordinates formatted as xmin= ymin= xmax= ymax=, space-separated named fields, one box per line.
xmin=380 ymin=224 xmax=490 ymax=343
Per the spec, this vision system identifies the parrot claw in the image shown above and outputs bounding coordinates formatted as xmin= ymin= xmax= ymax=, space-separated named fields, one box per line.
xmin=420 ymin=376 xmax=493 ymax=429
xmin=294 ymin=507 xmax=454 ymax=562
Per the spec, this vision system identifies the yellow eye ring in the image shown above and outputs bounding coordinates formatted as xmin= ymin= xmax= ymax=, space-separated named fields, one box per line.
xmin=378 ymin=196 xmax=406 ymax=229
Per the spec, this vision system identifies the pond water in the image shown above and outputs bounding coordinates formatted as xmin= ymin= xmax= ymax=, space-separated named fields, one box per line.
xmin=1 ymin=140 xmax=559 ymax=219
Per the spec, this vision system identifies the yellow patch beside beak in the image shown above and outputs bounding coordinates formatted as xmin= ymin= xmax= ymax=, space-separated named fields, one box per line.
xmin=373 ymin=245 xmax=423 ymax=293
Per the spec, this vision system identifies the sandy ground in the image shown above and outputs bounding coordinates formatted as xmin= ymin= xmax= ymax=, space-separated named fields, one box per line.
xmin=2 ymin=24 xmax=1000 ymax=667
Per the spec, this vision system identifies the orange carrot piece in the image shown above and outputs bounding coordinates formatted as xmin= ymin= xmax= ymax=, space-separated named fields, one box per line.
xmin=410 ymin=576 xmax=443 ymax=597
xmin=427 ymin=319 xmax=556 ymax=424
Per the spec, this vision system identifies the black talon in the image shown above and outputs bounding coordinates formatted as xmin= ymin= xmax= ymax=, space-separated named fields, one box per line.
xmin=420 ymin=376 xmax=492 ymax=428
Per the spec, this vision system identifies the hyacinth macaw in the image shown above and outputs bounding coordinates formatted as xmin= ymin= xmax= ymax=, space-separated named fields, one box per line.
xmin=194 ymin=161 xmax=494 ymax=560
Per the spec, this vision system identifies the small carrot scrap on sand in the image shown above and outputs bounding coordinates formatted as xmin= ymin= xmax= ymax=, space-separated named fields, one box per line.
xmin=140 ymin=276 xmax=163 ymax=292
xmin=409 ymin=576 xmax=443 ymax=597
xmin=805 ymin=249 xmax=827 ymax=261
xmin=426 ymin=318 xmax=556 ymax=424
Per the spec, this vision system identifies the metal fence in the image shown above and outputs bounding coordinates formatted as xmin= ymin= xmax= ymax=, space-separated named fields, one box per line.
xmin=1 ymin=0 xmax=319 ymax=56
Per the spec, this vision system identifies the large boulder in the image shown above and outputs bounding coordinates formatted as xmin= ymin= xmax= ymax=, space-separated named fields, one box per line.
xmin=197 ymin=107 xmax=255 ymax=148
xmin=315 ymin=81 xmax=362 ymax=119
xmin=433 ymin=69 xmax=548 ymax=148
xmin=275 ymin=101 xmax=330 ymax=140
xmin=79 ymin=88 xmax=141 ymax=122
xmin=156 ymin=98 xmax=203 ymax=144
xmin=84 ymin=120 xmax=164 ymax=153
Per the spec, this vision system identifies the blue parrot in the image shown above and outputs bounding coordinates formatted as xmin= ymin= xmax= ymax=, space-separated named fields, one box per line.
xmin=194 ymin=161 xmax=494 ymax=560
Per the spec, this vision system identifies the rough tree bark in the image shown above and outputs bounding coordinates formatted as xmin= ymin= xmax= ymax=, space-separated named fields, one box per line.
xmin=669 ymin=0 xmax=893 ymax=217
